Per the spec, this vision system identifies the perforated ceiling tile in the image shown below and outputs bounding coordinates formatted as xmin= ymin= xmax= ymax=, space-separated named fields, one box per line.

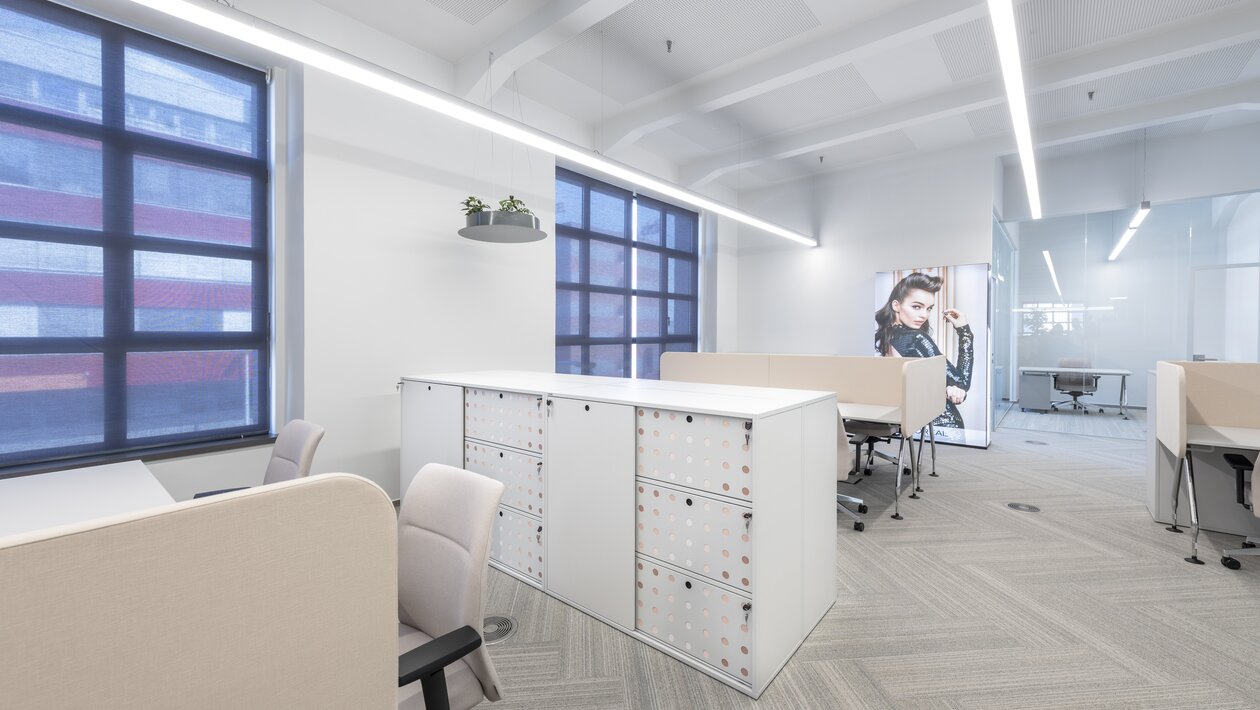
xmin=540 ymin=0 xmax=820 ymax=105
xmin=966 ymin=103 xmax=1012 ymax=137
xmin=1022 ymin=115 xmax=1213 ymax=163
xmin=1030 ymin=40 xmax=1259 ymax=124
xmin=424 ymin=0 xmax=508 ymax=25
xmin=670 ymin=65 xmax=882 ymax=152
xmin=936 ymin=0 xmax=1244 ymax=83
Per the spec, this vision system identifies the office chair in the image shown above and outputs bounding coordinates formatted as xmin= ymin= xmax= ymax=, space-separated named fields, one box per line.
xmin=194 ymin=419 xmax=326 ymax=498
xmin=1220 ymin=453 xmax=1257 ymax=570
xmin=1051 ymin=357 xmax=1101 ymax=413
xmin=835 ymin=418 xmax=869 ymax=531
xmin=398 ymin=463 xmax=505 ymax=710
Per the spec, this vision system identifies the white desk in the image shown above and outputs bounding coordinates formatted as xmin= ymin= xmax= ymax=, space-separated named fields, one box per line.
xmin=1187 ymin=426 xmax=1260 ymax=450
xmin=0 ymin=460 xmax=174 ymax=538
xmin=1018 ymin=366 xmax=1133 ymax=418
xmin=837 ymin=402 xmax=900 ymax=424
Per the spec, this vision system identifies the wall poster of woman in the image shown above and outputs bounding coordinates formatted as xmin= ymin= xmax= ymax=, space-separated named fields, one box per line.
xmin=874 ymin=264 xmax=991 ymax=447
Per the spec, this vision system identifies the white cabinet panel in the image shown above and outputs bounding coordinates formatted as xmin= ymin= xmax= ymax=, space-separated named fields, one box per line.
xmin=546 ymin=397 xmax=635 ymax=629
xmin=490 ymin=506 xmax=544 ymax=587
xmin=464 ymin=441 xmax=544 ymax=517
xmin=464 ymin=388 xmax=546 ymax=453
xmin=400 ymin=381 xmax=464 ymax=496
xmin=636 ymin=408 xmax=754 ymax=502
xmin=636 ymin=480 xmax=753 ymax=593
xmin=635 ymin=556 xmax=753 ymax=684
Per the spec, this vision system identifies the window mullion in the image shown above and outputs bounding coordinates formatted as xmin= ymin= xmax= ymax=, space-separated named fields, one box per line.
xmin=100 ymin=27 xmax=132 ymax=451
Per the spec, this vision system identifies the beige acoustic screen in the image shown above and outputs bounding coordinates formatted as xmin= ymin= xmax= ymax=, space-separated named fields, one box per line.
xmin=0 ymin=473 xmax=398 ymax=710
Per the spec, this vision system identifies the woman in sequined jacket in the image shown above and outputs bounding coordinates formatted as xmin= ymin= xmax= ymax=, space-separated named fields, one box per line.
xmin=874 ymin=272 xmax=974 ymax=429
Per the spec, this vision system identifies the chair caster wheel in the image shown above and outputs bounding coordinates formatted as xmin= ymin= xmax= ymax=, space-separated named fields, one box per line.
xmin=1098 ymin=408 xmax=1104 ymax=413
xmin=902 ymin=467 xmax=912 ymax=476
xmin=1221 ymin=556 xmax=1241 ymax=570
xmin=864 ymin=468 xmax=872 ymax=476
xmin=857 ymin=504 xmax=868 ymax=514
xmin=853 ymin=521 xmax=864 ymax=532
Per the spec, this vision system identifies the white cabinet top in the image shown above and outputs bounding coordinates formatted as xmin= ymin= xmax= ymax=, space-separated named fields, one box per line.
xmin=403 ymin=370 xmax=833 ymax=418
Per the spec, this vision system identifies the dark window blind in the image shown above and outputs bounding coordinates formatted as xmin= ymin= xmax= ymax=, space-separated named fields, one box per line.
xmin=0 ymin=0 xmax=270 ymax=469
xmin=555 ymin=168 xmax=699 ymax=379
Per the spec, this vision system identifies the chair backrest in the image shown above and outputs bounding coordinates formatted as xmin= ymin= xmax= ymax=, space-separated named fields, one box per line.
xmin=1053 ymin=357 xmax=1096 ymax=391
xmin=0 ymin=474 xmax=397 ymax=710
xmin=263 ymin=419 xmax=326 ymax=485
xmin=398 ymin=463 xmax=505 ymax=702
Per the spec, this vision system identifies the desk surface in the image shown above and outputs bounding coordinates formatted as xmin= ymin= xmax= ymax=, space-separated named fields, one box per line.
xmin=1019 ymin=366 xmax=1133 ymax=376
xmin=838 ymin=402 xmax=900 ymax=424
xmin=0 ymin=460 xmax=175 ymax=539
xmin=1187 ymin=425 xmax=1260 ymax=450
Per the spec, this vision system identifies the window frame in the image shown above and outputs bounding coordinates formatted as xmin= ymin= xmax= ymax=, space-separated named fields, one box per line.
xmin=555 ymin=167 xmax=700 ymax=378
xmin=0 ymin=0 xmax=271 ymax=472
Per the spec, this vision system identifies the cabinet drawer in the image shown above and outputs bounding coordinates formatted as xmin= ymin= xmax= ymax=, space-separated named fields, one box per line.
xmin=464 ymin=441 xmax=544 ymax=516
xmin=490 ymin=507 xmax=544 ymax=586
xmin=635 ymin=556 xmax=753 ymax=683
xmin=465 ymin=388 xmax=546 ymax=453
xmin=636 ymin=408 xmax=754 ymax=502
xmin=636 ymin=481 xmax=752 ymax=592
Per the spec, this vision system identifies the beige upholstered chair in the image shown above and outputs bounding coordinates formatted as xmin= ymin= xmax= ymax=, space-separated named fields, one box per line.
xmin=398 ymin=463 xmax=505 ymax=710
xmin=195 ymin=419 xmax=326 ymax=498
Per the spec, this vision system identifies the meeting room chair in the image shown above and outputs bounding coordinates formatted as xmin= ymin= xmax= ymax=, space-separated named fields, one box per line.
xmin=1220 ymin=453 xmax=1257 ymax=570
xmin=194 ymin=419 xmax=326 ymax=498
xmin=398 ymin=463 xmax=505 ymax=710
xmin=1051 ymin=357 xmax=1101 ymax=413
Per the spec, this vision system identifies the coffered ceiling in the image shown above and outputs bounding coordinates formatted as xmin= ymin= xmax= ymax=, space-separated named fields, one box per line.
xmin=313 ymin=0 xmax=1260 ymax=193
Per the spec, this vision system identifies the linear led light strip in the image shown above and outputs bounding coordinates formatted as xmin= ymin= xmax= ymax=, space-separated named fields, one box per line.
xmin=988 ymin=0 xmax=1042 ymax=220
xmin=1041 ymin=249 xmax=1062 ymax=299
xmin=1108 ymin=200 xmax=1149 ymax=261
xmin=123 ymin=0 xmax=817 ymax=247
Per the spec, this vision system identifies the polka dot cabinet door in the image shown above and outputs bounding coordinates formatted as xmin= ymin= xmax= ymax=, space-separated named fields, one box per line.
xmin=464 ymin=441 xmax=544 ymax=517
xmin=635 ymin=557 xmax=754 ymax=684
xmin=465 ymin=388 xmax=546 ymax=454
xmin=635 ymin=408 xmax=754 ymax=502
xmin=489 ymin=506 xmax=544 ymax=587
xmin=636 ymin=480 xmax=752 ymax=593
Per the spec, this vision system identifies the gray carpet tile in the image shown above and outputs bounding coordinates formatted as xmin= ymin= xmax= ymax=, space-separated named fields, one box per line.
xmin=482 ymin=429 xmax=1260 ymax=709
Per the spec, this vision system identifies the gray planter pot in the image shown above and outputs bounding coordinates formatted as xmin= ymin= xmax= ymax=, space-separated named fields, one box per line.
xmin=458 ymin=210 xmax=547 ymax=243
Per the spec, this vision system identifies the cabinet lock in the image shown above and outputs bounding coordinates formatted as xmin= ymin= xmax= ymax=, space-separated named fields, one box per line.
xmin=743 ymin=512 xmax=752 ymax=531
xmin=744 ymin=421 xmax=752 ymax=446
xmin=743 ymin=602 xmax=752 ymax=621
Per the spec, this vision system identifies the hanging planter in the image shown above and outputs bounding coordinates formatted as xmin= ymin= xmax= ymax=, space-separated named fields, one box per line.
xmin=458 ymin=195 xmax=547 ymax=243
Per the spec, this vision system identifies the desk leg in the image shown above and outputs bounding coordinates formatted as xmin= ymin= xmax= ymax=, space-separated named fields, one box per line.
xmin=1166 ymin=455 xmax=1185 ymax=533
xmin=1118 ymin=374 xmax=1130 ymax=419
xmin=1184 ymin=450 xmax=1204 ymax=565
xmin=909 ymin=427 xmax=924 ymax=497
xmin=928 ymin=425 xmax=938 ymax=477
xmin=891 ymin=436 xmax=906 ymax=521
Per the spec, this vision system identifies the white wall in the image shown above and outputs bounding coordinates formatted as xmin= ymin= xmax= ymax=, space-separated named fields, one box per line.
xmin=733 ymin=145 xmax=998 ymax=356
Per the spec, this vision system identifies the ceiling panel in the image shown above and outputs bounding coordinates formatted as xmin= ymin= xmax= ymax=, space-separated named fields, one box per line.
xmin=424 ymin=0 xmax=508 ymax=24
xmin=668 ymin=64 xmax=881 ymax=152
xmin=967 ymin=103 xmax=1012 ymax=137
xmin=854 ymin=35 xmax=954 ymax=105
xmin=935 ymin=0 xmax=1245 ymax=83
xmin=539 ymin=0 xmax=820 ymax=105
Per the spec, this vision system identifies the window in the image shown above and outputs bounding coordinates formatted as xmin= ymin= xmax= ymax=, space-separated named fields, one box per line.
xmin=0 ymin=0 xmax=269 ymax=468
xmin=1020 ymin=303 xmax=1084 ymax=334
xmin=555 ymin=168 xmax=699 ymax=379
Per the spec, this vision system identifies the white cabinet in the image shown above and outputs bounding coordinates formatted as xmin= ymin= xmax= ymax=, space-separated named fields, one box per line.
xmin=399 ymin=371 xmax=835 ymax=698
xmin=399 ymin=381 xmax=464 ymax=496
xmin=545 ymin=397 xmax=635 ymax=628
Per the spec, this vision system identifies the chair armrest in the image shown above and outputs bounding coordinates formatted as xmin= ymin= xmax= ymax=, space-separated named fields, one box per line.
xmin=398 ymin=625 xmax=482 ymax=688
xmin=193 ymin=487 xmax=250 ymax=499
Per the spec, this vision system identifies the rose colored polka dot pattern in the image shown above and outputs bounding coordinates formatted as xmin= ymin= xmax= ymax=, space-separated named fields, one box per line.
xmin=634 ymin=408 xmax=754 ymax=502
xmin=464 ymin=441 xmax=544 ymax=516
xmin=465 ymin=388 xmax=545 ymax=453
xmin=634 ymin=556 xmax=752 ymax=683
xmin=635 ymin=481 xmax=752 ymax=591
xmin=489 ymin=506 xmax=544 ymax=586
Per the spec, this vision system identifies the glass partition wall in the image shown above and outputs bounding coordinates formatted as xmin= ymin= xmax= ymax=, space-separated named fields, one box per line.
xmin=1002 ymin=190 xmax=1260 ymax=440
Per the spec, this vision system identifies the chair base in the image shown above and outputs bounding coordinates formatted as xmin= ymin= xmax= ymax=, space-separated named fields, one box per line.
xmin=1221 ymin=537 xmax=1260 ymax=569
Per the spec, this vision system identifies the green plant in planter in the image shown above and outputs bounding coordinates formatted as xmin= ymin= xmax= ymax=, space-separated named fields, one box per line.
xmin=461 ymin=196 xmax=491 ymax=215
xmin=497 ymin=195 xmax=533 ymax=215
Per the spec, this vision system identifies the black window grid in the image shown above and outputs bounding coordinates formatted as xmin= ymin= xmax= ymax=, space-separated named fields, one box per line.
xmin=0 ymin=0 xmax=270 ymax=469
